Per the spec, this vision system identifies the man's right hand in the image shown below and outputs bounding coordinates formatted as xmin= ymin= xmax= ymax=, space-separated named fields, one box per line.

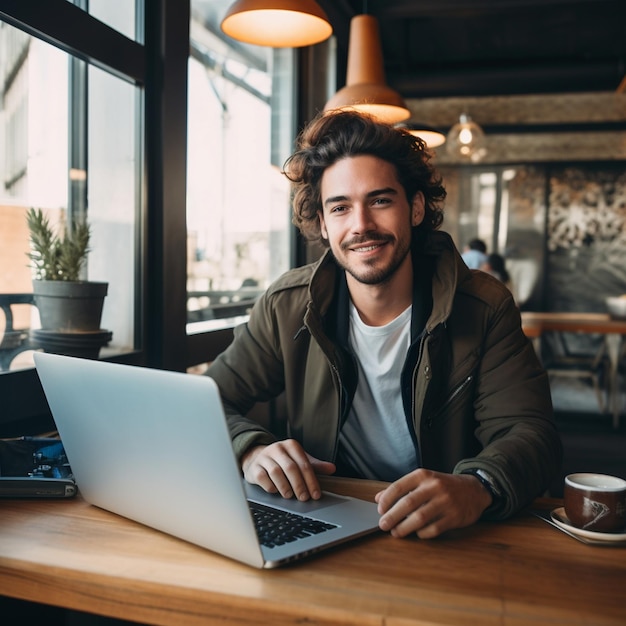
xmin=241 ymin=439 xmax=336 ymax=501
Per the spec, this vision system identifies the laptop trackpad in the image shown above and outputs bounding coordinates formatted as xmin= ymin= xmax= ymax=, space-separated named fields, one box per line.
xmin=244 ymin=481 xmax=349 ymax=513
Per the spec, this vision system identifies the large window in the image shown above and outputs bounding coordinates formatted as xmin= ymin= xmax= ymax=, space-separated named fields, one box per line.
xmin=0 ymin=0 xmax=155 ymax=435
xmin=186 ymin=1 xmax=295 ymax=335
xmin=0 ymin=1 xmax=311 ymax=433
xmin=0 ymin=21 xmax=141 ymax=373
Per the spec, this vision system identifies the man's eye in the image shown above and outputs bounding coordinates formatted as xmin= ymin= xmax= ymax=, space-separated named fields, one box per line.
xmin=373 ymin=197 xmax=391 ymax=206
xmin=330 ymin=205 xmax=347 ymax=213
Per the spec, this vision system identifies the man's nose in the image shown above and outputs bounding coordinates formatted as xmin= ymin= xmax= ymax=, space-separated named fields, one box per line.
xmin=351 ymin=205 xmax=375 ymax=233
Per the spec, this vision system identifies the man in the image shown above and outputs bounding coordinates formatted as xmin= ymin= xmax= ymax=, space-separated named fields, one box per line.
xmin=461 ymin=238 xmax=488 ymax=269
xmin=207 ymin=110 xmax=561 ymax=539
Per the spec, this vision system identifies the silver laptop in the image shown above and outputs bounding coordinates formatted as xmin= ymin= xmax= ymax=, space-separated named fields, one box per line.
xmin=34 ymin=352 xmax=381 ymax=568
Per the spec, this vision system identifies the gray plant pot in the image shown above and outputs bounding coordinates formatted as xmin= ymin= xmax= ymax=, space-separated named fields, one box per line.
xmin=33 ymin=280 xmax=108 ymax=332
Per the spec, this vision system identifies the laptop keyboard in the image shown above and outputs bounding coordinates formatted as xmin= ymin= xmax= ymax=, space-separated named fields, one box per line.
xmin=249 ymin=500 xmax=338 ymax=548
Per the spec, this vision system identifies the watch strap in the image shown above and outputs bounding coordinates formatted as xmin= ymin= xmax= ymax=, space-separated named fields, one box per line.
xmin=464 ymin=469 xmax=503 ymax=500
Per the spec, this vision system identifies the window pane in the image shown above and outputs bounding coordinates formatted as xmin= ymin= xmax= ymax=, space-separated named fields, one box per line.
xmin=87 ymin=63 xmax=140 ymax=355
xmin=186 ymin=2 xmax=294 ymax=333
xmin=0 ymin=21 xmax=141 ymax=373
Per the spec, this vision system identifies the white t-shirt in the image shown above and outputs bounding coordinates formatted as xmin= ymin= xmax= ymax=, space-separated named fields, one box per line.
xmin=338 ymin=303 xmax=419 ymax=481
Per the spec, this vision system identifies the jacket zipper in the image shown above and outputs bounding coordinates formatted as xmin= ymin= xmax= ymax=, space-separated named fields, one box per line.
xmin=329 ymin=361 xmax=343 ymax=461
xmin=409 ymin=332 xmax=429 ymax=454
xmin=297 ymin=318 xmax=345 ymax=461
xmin=424 ymin=374 xmax=474 ymax=430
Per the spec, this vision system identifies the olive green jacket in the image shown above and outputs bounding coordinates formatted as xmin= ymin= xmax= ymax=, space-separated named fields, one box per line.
xmin=206 ymin=231 xmax=562 ymax=519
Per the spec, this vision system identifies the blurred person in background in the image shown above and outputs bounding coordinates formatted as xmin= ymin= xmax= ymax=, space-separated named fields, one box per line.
xmin=461 ymin=238 xmax=488 ymax=269
xmin=481 ymin=253 xmax=515 ymax=301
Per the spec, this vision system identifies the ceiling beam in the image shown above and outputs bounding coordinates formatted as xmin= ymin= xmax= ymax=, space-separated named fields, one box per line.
xmin=362 ymin=0 xmax=617 ymax=19
xmin=390 ymin=61 xmax=624 ymax=99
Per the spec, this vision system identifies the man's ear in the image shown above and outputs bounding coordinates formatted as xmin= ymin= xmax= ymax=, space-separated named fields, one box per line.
xmin=318 ymin=210 xmax=329 ymax=240
xmin=411 ymin=192 xmax=425 ymax=227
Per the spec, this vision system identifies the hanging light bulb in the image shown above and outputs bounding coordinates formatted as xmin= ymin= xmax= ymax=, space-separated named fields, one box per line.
xmin=221 ymin=0 xmax=333 ymax=48
xmin=446 ymin=114 xmax=486 ymax=160
xmin=324 ymin=14 xmax=410 ymax=125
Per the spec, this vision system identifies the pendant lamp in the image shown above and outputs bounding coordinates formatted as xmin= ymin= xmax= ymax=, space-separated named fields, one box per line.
xmin=401 ymin=123 xmax=446 ymax=148
xmin=446 ymin=114 xmax=486 ymax=160
xmin=324 ymin=14 xmax=410 ymax=125
xmin=221 ymin=0 xmax=333 ymax=48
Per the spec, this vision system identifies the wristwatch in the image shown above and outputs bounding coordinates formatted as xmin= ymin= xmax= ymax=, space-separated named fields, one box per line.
xmin=465 ymin=469 xmax=503 ymax=502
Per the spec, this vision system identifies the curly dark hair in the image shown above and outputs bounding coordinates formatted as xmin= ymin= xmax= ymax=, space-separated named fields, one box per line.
xmin=283 ymin=109 xmax=447 ymax=246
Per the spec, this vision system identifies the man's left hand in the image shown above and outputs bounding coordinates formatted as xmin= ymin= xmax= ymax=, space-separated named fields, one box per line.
xmin=375 ymin=469 xmax=492 ymax=539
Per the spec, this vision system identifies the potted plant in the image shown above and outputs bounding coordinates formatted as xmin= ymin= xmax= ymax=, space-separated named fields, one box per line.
xmin=26 ymin=208 xmax=111 ymax=357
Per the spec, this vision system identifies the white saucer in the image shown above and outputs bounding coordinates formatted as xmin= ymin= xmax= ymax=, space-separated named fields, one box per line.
xmin=551 ymin=508 xmax=626 ymax=543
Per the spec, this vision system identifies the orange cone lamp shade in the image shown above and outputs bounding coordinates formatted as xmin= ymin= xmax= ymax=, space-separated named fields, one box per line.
xmin=221 ymin=0 xmax=333 ymax=48
xmin=324 ymin=15 xmax=410 ymax=124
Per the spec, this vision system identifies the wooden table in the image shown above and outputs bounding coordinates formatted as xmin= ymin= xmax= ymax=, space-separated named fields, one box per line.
xmin=521 ymin=312 xmax=626 ymax=429
xmin=1 ymin=476 xmax=625 ymax=625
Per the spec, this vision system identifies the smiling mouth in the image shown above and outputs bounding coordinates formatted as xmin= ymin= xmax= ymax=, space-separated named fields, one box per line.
xmin=352 ymin=243 xmax=384 ymax=253
xmin=344 ymin=236 xmax=391 ymax=253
